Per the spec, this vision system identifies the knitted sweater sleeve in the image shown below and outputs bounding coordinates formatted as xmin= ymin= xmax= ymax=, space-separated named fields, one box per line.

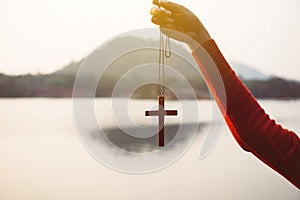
xmin=192 ymin=39 xmax=300 ymax=189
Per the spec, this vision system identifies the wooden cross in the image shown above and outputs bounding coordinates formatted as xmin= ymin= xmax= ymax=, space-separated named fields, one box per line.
xmin=145 ymin=95 xmax=178 ymax=146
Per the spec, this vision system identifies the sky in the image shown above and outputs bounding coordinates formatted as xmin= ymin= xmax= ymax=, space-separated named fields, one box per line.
xmin=0 ymin=0 xmax=300 ymax=80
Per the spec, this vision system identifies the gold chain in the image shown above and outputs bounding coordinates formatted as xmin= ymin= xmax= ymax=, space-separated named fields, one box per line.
xmin=158 ymin=32 xmax=171 ymax=95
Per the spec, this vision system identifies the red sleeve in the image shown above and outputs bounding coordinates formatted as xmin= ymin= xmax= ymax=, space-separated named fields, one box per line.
xmin=192 ymin=39 xmax=300 ymax=189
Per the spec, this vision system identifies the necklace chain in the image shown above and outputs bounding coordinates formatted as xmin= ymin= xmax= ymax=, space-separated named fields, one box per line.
xmin=158 ymin=32 xmax=171 ymax=95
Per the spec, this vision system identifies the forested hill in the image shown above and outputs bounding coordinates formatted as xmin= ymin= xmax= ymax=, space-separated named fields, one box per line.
xmin=0 ymin=36 xmax=299 ymax=99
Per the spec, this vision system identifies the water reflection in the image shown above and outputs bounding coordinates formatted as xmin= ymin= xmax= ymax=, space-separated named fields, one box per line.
xmin=91 ymin=123 xmax=207 ymax=153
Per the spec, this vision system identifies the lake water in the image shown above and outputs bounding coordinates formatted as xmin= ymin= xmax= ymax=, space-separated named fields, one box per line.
xmin=0 ymin=98 xmax=299 ymax=200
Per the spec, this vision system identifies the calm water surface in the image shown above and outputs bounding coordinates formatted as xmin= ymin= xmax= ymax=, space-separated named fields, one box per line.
xmin=0 ymin=98 xmax=299 ymax=200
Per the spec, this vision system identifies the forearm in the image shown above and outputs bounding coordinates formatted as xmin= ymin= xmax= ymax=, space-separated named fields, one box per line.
xmin=192 ymin=39 xmax=300 ymax=189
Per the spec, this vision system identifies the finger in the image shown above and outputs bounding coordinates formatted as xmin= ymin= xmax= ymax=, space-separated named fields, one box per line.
xmin=150 ymin=7 xmax=172 ymax=17
xmin=151 ymin=16 xmax=160 ymax=25
xmin=153 ymin=0 xmax=182 ymax=13
xmin=151 ymin=16 xmax=174 ymax=25
xmin=160 ymin=24 xmax=173 ymax=30
xmin=152 ymin=0 xmax=159 ymax=6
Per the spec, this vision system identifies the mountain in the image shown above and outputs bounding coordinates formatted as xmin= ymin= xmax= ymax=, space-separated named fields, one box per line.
xmin=55 ymin=38 xmax=269 ymax=81
xmin=230 ymin=62 xmax=269 ymax=80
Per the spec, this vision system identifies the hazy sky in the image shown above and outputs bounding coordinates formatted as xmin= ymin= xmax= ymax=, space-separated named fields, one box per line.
xmin=1 ymin=0 xmax=300 ymax=80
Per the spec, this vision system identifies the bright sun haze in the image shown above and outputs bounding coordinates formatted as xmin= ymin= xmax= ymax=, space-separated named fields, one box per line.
xmin=1 ymin=0 xmax=300 ymax=80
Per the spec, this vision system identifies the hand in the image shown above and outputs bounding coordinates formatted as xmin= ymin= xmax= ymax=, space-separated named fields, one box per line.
xmin=150 ymin=0 xmax=211 ymax=48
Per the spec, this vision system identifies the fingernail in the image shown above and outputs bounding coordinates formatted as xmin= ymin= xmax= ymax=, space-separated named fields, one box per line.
xmin=150 ymin=7 xmax=158 ymax=15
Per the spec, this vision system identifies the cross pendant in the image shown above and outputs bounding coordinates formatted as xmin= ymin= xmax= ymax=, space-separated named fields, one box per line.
xmin=145 ymin=95 xmax=178 ymax=146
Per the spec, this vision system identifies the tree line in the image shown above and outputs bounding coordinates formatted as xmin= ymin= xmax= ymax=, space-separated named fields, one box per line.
xmin=0 ymin=72 xmax=299 ymax=99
